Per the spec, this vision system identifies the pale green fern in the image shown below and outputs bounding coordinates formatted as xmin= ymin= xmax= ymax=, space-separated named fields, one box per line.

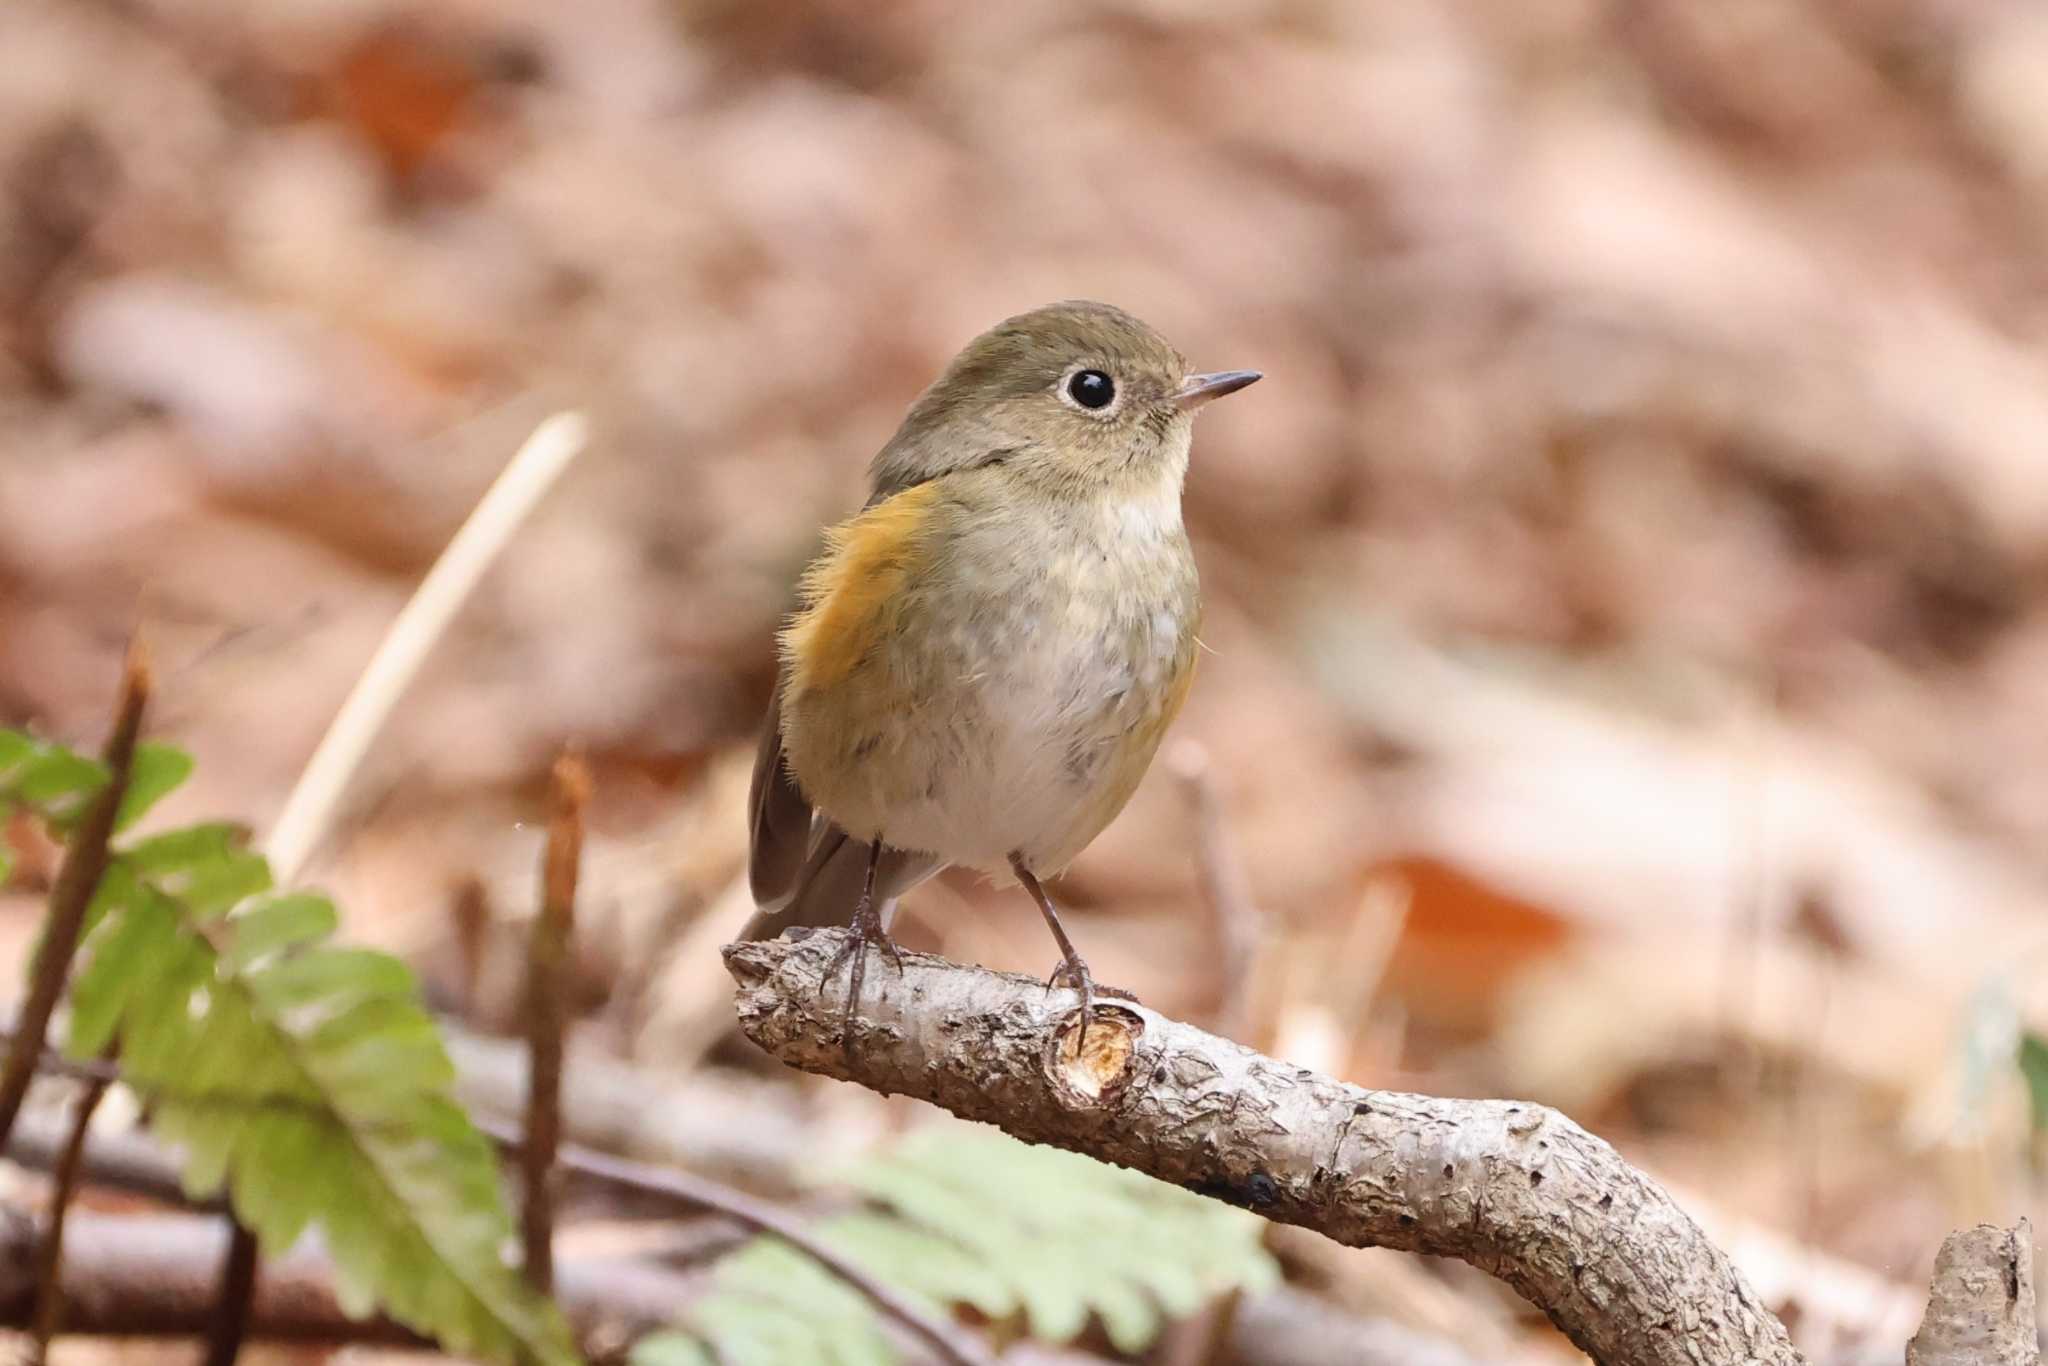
xmin=1 ymin=729 xmax=579 ymax=1366
xmin=634 ymin=1128 xmax=1280 ymax=1364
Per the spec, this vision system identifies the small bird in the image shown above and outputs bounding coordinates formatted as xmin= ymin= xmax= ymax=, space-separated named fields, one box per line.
xmin=742 ymin=300 xmax=1259 ymax=1037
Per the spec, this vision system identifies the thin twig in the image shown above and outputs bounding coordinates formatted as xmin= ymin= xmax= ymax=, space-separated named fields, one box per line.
xmin=264 ymin=410 xmax=590 ymax=884
xmin=0 ymin=1032 xmax=123 ymax=1087
xmin=475 ymin=1114 xmax=994 ymax=1366
xmin=0 ymin=1209 xmax=692 ymax=1350
xmin=449 ymin=876 xmax=491 ymax=1018
xmin=29 ymin=1064 xmax=114 ymax=1362
xmin=1167 ymin=741 xmax=1260 ymax=1038
xmin=203 ymin=1219 xmax=260 ymax=1366
xmin=558 ymin=1140 xmax=992 ymax=1366
xmin=0 ymin=642 xmax=148 ymax=1151
xmin=6 ymin=1107 xmax=206 ymax=1210
xmin=522 ymin=750 xmax=590 ymax=1296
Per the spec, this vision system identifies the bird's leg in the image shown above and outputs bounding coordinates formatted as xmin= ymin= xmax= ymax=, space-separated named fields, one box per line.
xmin=825 ymin=838 xmax=901 ymax=1056
xmin=1008 ymin=854 xmax=1135 ymax=1052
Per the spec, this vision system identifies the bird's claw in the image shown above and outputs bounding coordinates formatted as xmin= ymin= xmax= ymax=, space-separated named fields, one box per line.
xmin=1042 ymin=955 xmax=1137 ymax=1053
xmin=827 ymin=892 xmax=902 ymax=1059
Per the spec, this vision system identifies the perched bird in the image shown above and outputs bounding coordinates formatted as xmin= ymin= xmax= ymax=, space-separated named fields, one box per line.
xmin=743 ymin=300 xmax=1259 ymax=1036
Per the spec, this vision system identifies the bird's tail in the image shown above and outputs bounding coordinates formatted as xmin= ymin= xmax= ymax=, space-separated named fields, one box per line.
xmin=739 ymin=822 xmax=942 ymax=941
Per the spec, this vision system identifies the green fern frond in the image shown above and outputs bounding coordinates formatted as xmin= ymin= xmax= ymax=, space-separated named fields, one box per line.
xmin=68 ymin=877 xmax=580 ymax=1364
xmin=2 ymin=729 xmax=579 ymax=1366
xmin=114 ymin=743 xmax=194 ymax=832
xmin=653 ymin=1127 xmax=1280 ymax=1363
xmin=628 ymin=1333 xmax=717 ymax=1366
xmin=1 ymin=731 xmax=190 ymax=883
xmin=814 ymin=1211 xmax=1013 ymax=1319
xmin=0 ymin=732 xmax=106 ymax=824
xmin=121 ymin=822 xmax=271 ymax=915
xmin=687 ymin=1239 xmax=895 ymax=1366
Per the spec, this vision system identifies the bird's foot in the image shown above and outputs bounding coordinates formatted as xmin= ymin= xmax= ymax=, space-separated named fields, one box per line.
xmin=1043 ymin=953 xmax=1138 ymax=1053
xmin=826 ymin=891 xmax=902 ymax=1059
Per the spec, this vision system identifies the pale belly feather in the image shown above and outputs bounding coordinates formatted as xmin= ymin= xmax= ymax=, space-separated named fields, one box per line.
xmin=785 ymin=489 xmax=1198 ymax=877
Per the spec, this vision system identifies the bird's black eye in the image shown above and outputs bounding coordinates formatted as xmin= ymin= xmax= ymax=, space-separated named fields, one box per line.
xmin=1066 ymin=368 xmax=1115 ymax=410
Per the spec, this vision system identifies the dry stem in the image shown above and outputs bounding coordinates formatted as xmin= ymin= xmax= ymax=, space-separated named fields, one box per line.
xmin=28 ymin=1066 xmax=113 ymax=1362
xmin=521 ymin=748 xmax=589 ymax=1295
xmin=201 ymin=1220 xmax=260 ymax=1366
xmin=0 ymin=643 xmax=147 ymax=1151
xmin=263 ymin=410 xmax=589 ymax=884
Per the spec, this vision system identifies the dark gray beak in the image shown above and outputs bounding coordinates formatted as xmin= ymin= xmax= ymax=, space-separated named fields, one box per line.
xmin=1173 ymin=370 xmax=1263 ymax=409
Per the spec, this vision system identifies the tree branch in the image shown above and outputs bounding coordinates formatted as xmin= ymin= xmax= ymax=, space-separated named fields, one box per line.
xmin=724 ymin=930 xmax=1806 ymax=1366
xmin=1907 ymin=1219 xmax=2037 ymax=1366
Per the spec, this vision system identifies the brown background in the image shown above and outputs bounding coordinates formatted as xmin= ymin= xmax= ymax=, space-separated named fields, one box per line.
xmin=7 ymin=1 xmax=2048 ymax=1358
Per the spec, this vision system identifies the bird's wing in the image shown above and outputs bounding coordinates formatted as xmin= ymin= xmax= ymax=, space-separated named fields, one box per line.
xmin=739 ymin=822 xmax=941 ymax=941
xmin=749 ymin=474 xmax=908 ymax=915
xmin=748 ymin=476 xmax=962 ymax=926
xmin=746 ymin=679 xmax=815 ymax=911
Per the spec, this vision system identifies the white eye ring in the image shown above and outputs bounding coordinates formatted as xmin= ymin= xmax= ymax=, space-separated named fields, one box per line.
xmin=1057 ymin=363 xmax=1123 ymax=419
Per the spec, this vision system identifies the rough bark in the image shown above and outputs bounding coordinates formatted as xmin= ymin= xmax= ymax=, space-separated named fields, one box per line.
xmin=725 ymin=931 xmax=1805 ymax=1366
xmin=1907 ymin=1219 xmax=2038 ymax=1366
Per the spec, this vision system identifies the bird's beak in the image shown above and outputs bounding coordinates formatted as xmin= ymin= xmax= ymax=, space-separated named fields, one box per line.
xmin=1173 ymin=370 xmax=1262 ymax=409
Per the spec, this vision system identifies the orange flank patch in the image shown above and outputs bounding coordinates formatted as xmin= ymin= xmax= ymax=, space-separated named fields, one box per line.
xmin=783 ymin=483 xmax=943 ymax=693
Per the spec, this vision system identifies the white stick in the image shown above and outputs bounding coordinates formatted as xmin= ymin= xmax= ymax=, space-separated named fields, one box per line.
xmin=264 ymin=411 xmax=590 ymax=885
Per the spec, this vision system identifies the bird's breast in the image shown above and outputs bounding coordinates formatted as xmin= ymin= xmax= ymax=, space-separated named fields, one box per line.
xmin=780 ymin=479 xmax=1199 ymax=872
xmin=936 ymin=498 xmax=1199 ymax=808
